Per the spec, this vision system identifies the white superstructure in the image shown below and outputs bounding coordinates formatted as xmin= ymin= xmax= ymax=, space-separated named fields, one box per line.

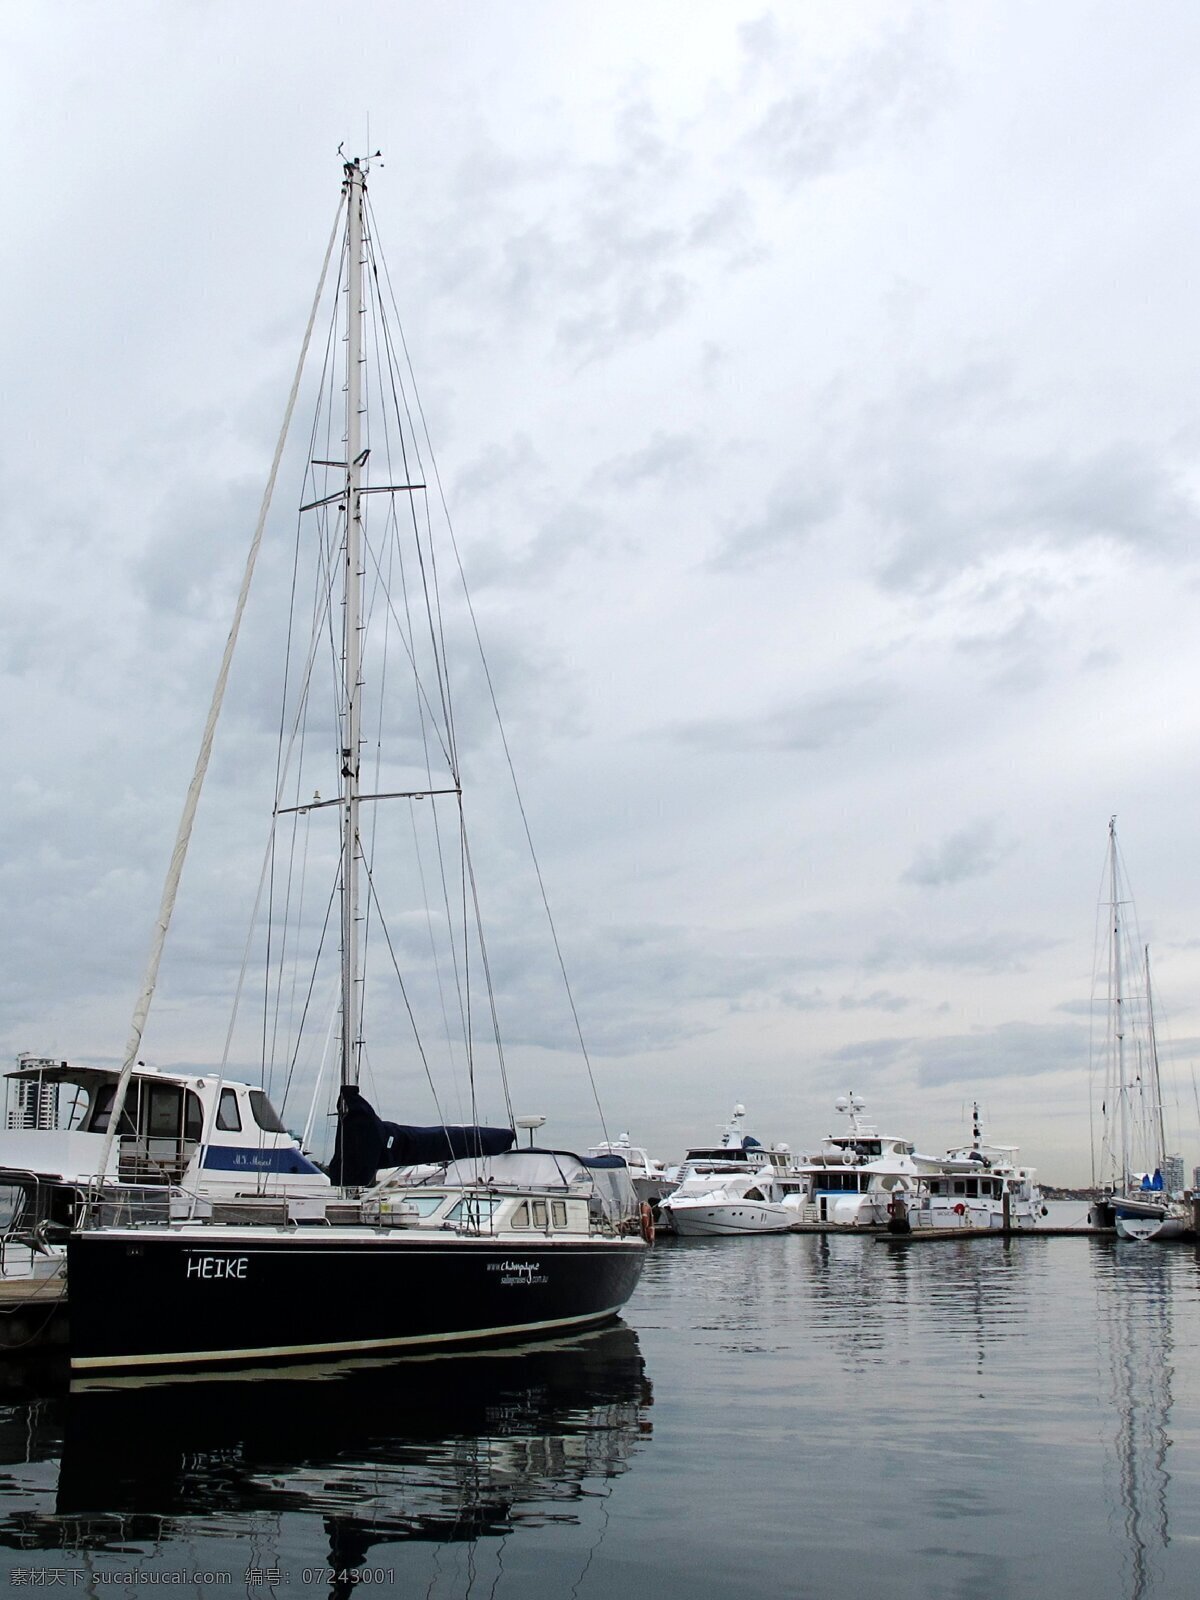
xmin=658 ymin=1106 xmax=794 ymax=1236
xmin=0 ymin=1054 xmax=329 ymax=1286
xmin=779 ymin=1092 xmax=931 ymax=1227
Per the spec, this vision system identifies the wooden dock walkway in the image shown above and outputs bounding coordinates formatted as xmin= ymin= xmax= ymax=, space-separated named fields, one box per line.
xmin=0 ymin=1271 xmax=68 ymax=1353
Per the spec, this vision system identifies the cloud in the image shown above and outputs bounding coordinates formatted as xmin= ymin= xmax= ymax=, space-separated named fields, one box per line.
xmin=709 ymin=474 xmax=842 ymax=570
xmin=822 ymin=1019 xmax=1087 ymax=1089
xmin=674 ymin=683 xmax=893 ymax=754
xmin=863 ymin=930 xmax=1061 ymax=977
xmin=713 ymin=361 xmax=1200 ymax=601
xmin=902 ymin=821 xmax=1003 ymax=887
xmin=592 ymin=432 xmax=703 ymax=492
xmin=911 ymin=1021 xmax=1088 ymax=1088
xmin=863 ymin=374 xmax=1200 ymax=596
xmin=426 ymin=91 xmax=765 ymax=367
xmin=740 ymin=17 xmax=945 ymax=189
xmin=838 ymin=990 xmax=915 ymax=1013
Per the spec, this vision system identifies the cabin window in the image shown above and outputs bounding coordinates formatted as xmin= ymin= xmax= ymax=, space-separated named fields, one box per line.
xmin=532 ymin=1200 xmax=549 ymax=1228
xmin=216 ymin=1090 xmax=242 ymax=1132
xmin=87 ymin=1084 xmax=137 ymax=1136
xmin=248 ymin=1090 xmax=286 ymax=1134
xmin=184 ymin=1091 xmax=203 ymax=1141
xmin=965 ymin=1179 xmax=978 ymax=1197
xmin=930 ymin=1180 xmax=946 ymax=1196
xmin=0 ymin=1182 xmax=29 ymax=1232
xmin=147 ymin=1086 xmax=184 ymax=1137
xmin=63 ymin=1084 xmax=88 ymax=1130
xmin=952 ymin=1180 xmax=966 ymax=1196
xmin=405 ymin=1194 xmax=448 ymax=1217
xmin=511 ymin=1203 xmax=530 ymax=1228
xmin=551 ymin=1201 xmax=567 ymax=1227
xmin=820 ymin=1172 xmax=862 ymax=1193
xmin=444 ymin=1197 xmax=501 ymax=1224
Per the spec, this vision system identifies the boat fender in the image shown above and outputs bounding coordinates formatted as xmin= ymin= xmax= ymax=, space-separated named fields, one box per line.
xmin=953 ymin=1202 xmax=966 ymax=1216
xmin=639 ymin=1202 xmax=656 ymax=1245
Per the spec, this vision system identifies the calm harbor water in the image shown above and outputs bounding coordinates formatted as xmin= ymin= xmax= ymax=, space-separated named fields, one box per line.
xmin=2 ymin=1205 xmax=1198 ymax=1599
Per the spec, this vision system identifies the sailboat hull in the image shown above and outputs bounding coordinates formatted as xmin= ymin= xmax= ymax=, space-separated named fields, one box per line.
xmin=67 ymin=1228 xmax=646 ymax=1372
xmin=1113 ymin=1210 xmax=1189 ymax=1242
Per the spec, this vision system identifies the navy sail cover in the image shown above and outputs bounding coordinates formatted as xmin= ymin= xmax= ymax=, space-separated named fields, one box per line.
xmin=327 ymin=1084 xmax=516 ymax=1185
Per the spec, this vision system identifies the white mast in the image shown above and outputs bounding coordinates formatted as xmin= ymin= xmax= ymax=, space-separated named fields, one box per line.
xmin=1109 ymin=816 xmax=1129 ymax=1190
xmin=341 ymin=157 xmax=366 ymax=1089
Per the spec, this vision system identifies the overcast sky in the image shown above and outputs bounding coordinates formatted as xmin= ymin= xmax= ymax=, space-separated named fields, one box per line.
xmin=3 ymin=2 xmax=1200 ymax=1185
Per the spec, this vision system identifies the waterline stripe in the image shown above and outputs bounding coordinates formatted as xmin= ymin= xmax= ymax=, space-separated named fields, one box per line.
xmin=70 ymin=1305 xmax=624 ymax=1371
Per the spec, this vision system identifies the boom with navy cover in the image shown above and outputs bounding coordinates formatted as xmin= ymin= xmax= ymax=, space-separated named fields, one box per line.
xmin=327 ymin=1084 xmax=515 ymax=1185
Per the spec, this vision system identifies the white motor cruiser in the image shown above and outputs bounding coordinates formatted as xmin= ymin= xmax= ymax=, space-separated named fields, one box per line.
xmin=586 ymin=1133 xmax=675 ymax=1209
xmin=657 ymin=1106 xmax=794 ymax=1236
xmin=780 ymin=1092 xmax=932 ymax=1226
xmin=887 ymin=1104 xmax=1045 ymax=1232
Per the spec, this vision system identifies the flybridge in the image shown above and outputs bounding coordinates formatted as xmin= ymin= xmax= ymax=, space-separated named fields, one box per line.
xmin=2 ymin=1056 xmax=326 ymax=1192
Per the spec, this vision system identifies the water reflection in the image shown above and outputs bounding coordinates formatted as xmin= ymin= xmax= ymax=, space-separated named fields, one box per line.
xmin=1094 ymin=1242 xmax=1176 ymax=1600
xmin=803 ymin=1231 xmax=1035 ymax=1374
xmin=0 ymin=1324 xmax=651 ymax=1583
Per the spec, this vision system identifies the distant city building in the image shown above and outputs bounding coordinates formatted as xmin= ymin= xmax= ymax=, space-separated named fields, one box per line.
xmin=1163 ymin=1153 xmax=1185 ymax=1193
xmin=1192 ymin=1163 xmax=1200 ymax=1193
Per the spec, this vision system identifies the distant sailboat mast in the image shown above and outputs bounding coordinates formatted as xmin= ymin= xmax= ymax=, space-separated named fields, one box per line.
xmin=1144 ymin=944 xmax=1167 ymax=1179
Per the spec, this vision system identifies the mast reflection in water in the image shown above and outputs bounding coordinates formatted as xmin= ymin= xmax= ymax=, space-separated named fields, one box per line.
xmin=0 ymin=1326 xmax=650 ymax=1590
xmin=1095 ymin=1243 xmax=1175 ymax=1600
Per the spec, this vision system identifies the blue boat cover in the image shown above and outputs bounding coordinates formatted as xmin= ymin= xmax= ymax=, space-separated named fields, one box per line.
xmin=327 ymin=1084 xmax=515 ymax=1186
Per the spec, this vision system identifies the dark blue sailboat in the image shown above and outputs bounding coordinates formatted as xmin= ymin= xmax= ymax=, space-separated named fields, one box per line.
xmin=67 ymin=155 xmax=647 ymax=1371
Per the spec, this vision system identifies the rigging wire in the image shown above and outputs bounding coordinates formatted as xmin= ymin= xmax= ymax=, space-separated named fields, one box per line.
xmin=360 ymin=856 xmax=451 ymax=1123
xmin=263 ymin=244 xmax=346 ymax=1110
xmin=95 ymin=186 xmax=346 ymax=1191
xmin=460 ymin=812 xmax=516 ymax=1132
xmin=368 ymin=219 xmax=613 ymax=1146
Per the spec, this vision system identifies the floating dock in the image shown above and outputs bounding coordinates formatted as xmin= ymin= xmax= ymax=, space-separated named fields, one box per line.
xmin=0 ymin=1272 xmax=68 ymax=1353
xmin=782 ymin=1222 xmax=1108 ymax=1240
xmin=874 ymin=1225 xmax=1114 ymax=1242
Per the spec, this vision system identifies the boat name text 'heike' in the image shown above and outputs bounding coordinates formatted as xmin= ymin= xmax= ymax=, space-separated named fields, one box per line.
xmin=185 ymin=1255 xmax=249 ymax=1279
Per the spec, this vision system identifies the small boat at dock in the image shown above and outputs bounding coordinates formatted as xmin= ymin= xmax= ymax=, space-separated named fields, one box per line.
xmin=657 ymin=1106 xmax=793 ymax=1235
xmin=885 ymin=1103 xmax=1045 ymax=1232
xmin=1088 ymin=820 xmax=1191 ymax=1243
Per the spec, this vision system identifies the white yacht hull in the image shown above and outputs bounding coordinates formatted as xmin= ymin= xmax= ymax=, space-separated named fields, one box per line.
xmin=784 ymin=1192 xmax=892 ymax=1227
xmin=905 ymin=1198 xmax=1043 ymax=1231
xmin=664 ymin=1200 xmax=791 ymax=1236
